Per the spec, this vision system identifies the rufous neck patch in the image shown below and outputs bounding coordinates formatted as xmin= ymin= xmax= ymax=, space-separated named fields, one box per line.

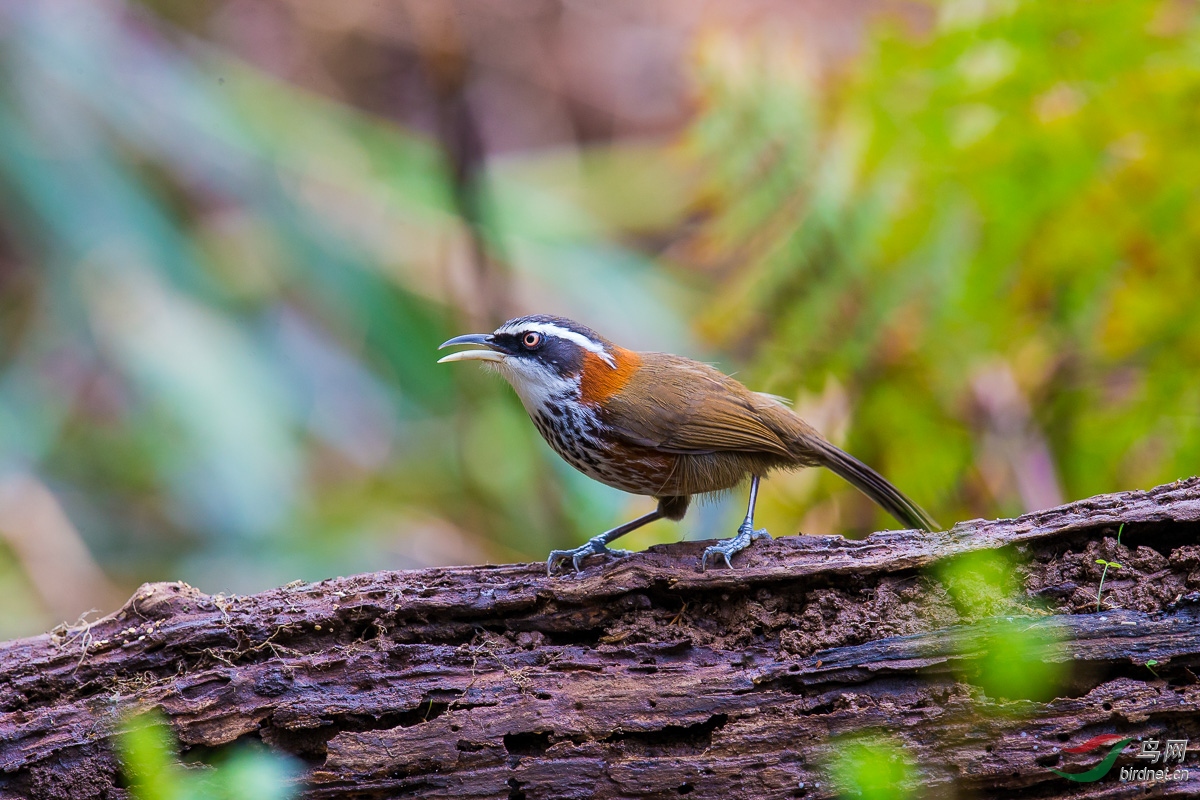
xmin=580 ymin=347 xmax=640 ymax=405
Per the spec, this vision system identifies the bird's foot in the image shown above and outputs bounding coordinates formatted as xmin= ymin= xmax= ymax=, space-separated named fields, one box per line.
xmin=701 ymin=522 xmax=772 ymax=571
xmin=546 ymin=535 xmax=632 ymax=575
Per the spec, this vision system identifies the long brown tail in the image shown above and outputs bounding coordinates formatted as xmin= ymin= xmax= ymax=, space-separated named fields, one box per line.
xmin=808 ymin=438 xmax=939 ymax=531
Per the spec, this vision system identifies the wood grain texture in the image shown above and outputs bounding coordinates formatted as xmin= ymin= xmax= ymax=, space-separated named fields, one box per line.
xmin=3 ymin=478 xmax=1200 ymax=799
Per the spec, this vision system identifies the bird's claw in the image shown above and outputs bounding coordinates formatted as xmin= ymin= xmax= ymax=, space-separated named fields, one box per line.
xmin=701 ymin=523 xmax=771 ymax=571
xmin=546 ymin=537 xmax=631 ymax=575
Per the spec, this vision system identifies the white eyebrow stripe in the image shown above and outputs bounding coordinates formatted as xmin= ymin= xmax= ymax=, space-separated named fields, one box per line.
xmin=498 ymin=321 xmax=616 ymax=368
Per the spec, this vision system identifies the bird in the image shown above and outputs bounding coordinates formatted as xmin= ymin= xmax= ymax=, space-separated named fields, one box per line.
xmin=438 ymin=315 xmax=938 ymax=574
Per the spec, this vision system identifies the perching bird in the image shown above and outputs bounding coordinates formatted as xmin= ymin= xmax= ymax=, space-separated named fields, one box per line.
xmin=439 ymin=315 xmax=938 ymax=574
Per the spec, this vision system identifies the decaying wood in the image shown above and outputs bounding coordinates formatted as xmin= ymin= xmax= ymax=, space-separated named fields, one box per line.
xmin=3 ymin=479 xmax=1200 ymax=799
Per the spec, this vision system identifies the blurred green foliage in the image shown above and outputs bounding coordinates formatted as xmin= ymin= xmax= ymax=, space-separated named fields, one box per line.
xmin=687 ymin=0 xmax=1200 ymax=532
xmin=826 ymin=732 xmax=916 ymax=800
xmin=936 ymin=549 xmax=1066 ymax=703
xmin=961 ymin=616 xmax=1065 ymax=703
xmin=119 ymin=712 xmax=295 ymax=800
xmin=937 ymin=549 xmax=1018 ymax=618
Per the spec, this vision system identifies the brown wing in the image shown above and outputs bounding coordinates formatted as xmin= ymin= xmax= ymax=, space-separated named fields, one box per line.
xmin=599 ymin=352 xmax=796 ymax=457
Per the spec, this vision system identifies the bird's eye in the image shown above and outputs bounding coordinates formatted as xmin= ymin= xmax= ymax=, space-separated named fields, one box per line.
xmin=522 ymin=332 xmax=543 ymax=349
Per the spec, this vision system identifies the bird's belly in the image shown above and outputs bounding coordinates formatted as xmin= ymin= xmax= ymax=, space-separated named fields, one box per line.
xmin=576 ymin=448 xmax=686 ymax=496
xmin=528 ymin=407 xmax=755 ymax=496
xmin=529 ymin=410 xmax=661 ymax=494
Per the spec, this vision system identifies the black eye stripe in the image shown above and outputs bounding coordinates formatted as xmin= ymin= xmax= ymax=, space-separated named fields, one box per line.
xmin=488 ymin=329 xmax=585 ymax=377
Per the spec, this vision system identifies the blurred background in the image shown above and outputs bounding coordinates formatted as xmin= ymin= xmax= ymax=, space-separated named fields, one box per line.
xmin=0 ymin=0 xmax=1197 ymax=638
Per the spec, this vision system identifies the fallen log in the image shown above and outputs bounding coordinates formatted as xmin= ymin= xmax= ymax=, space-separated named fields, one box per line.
xmin=2 ymin=479 xmax=1200 ymax=799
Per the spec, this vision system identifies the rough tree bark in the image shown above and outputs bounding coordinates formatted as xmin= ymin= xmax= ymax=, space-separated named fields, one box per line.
xmin=3 ymin=479 xmax=1200 ymax=800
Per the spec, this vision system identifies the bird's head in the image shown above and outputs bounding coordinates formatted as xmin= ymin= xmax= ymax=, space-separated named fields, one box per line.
xmin=438 ymin=315 xmax=633 ymax=410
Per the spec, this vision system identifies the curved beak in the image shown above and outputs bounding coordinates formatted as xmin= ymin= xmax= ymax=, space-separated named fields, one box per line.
xmin=437 ymin=333 xmax=505 ymax=364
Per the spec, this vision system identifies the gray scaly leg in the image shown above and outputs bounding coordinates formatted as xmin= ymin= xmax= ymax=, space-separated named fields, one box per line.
xmin=702 ymin=475 xmax=772 ymax=571
xmin=547 ymin=509 xmax=661 ymax=575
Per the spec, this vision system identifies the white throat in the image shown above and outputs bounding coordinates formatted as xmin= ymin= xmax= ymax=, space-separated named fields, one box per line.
xmin=495 ymin=358 xmax=581 ymax=415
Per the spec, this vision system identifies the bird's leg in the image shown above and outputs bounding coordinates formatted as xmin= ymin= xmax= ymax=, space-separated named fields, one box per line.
xmin=702 ymin=475 xmax=772 ymax=571
xmin=547 ymin=509 xmax=662 ymax=575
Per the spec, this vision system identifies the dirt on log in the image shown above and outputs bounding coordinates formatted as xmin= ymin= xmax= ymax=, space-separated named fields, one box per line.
xmin=3 ymin=480 xmax=1200 ymax=799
